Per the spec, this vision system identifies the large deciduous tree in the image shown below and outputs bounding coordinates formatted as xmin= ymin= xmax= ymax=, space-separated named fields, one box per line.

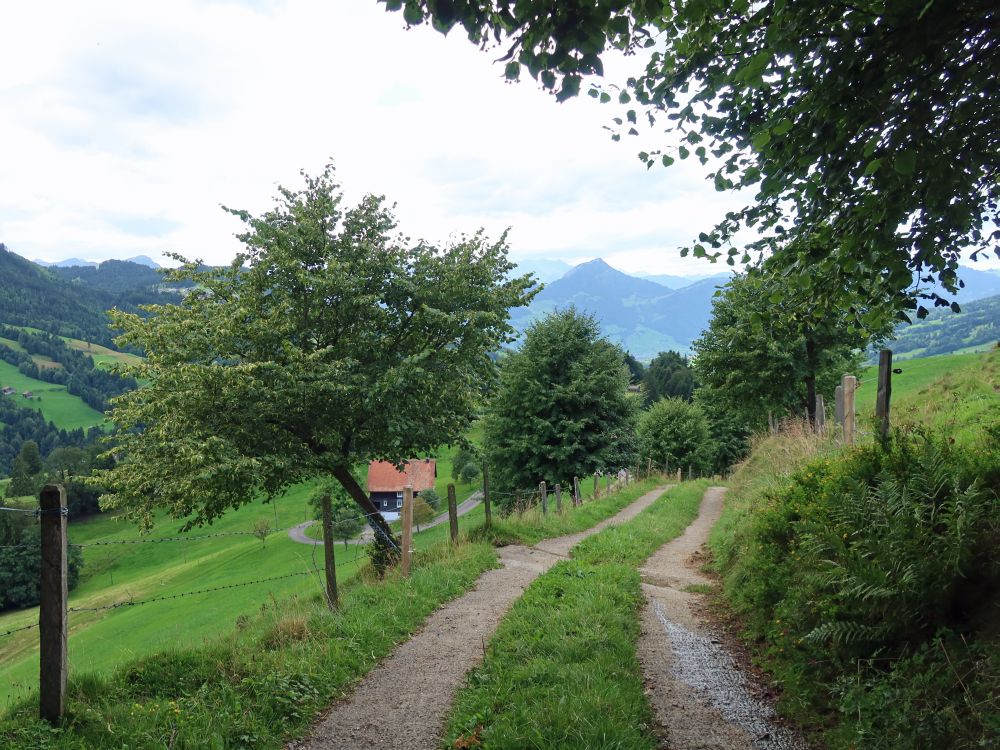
xmin=642 ymin=350 xmax=696 ymax=405
xmin=483 ymin=307 xmax=637 ymax=502
xmin=637 ymin=397 xmax=714 ymax=477
xmin=97 ymin=165 xmax=534 ymax=574
xmin=693 ymin=265 xmax=887 ymax=431
xmin=383 ymin=0 xmax=999 ymax=320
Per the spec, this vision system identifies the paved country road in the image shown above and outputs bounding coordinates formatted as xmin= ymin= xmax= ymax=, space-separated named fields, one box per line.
xmin=286 ymin=491 xmax=483 ymax=546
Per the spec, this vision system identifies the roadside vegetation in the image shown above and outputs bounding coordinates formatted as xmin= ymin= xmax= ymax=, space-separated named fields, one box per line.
xmin=709 ymin=349 xmax=1000 ymax=748
xmin=446 ymin=480 xmax=709 ymax=749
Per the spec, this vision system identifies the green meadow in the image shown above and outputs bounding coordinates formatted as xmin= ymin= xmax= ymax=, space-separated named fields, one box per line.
xmin=856 ymin=350 xmax=987 ymax=415
xmin=0 ymin=360 xmax=107 ymax=432
xmin=0 ymin=480 xmax=488 ymax=709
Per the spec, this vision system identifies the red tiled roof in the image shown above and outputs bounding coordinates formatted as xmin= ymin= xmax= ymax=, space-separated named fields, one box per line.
xmin=367 ymin=459 xmax=437 ymax=493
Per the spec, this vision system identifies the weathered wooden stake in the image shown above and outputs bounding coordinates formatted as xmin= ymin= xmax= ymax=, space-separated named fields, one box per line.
xmin=555 ymin=483 xmax=562 ymax=513
xmin=573 ymin=476 xmax=580 ymax=506
xmin=676 ymin=468 xmax=682 ymax=483
xmin=482 ymin=465 xmax=492 ymax=529
xmin=320 ymin=491 xmax=339 ymax=610
xmin=447 ymin=483 xmax=459 ymax=544
xmin=593 ymin=472 xmax=600 ymax=500
xmin=842 ymin=374 xmax=857 ymax=446
xmin=815 ymin=394 xmax=826 ymax=436
xmin=604 ymin=474 xmax=610 ymax=494
xmin=539 ymin=480 xmax=547 ymax=515
xmin=401 ymin=485 xmax=414 ymax=577
xmin=834 ymin=385 xmax=845 ymax=426
xmin=646 ymin=458 xmax=652 ymax=477
xmin=875 ymin=349 xmax=893 ymax=441
xmin=39 ymin=484 xmax=67 ymax=724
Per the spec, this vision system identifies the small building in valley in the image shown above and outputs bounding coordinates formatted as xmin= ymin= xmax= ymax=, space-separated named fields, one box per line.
xmin=1 ymin=385 xmax=13 ymax=396
xmin=367 ymin=459 xmax=437 ymax=519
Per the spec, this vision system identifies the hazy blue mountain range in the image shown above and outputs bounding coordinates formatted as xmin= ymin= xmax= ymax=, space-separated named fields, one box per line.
xmin=33 ymin=254 xmax=161 ymax=269
xmin=513 ymin=258 xmax=573 ymax=283
xmin=509 ymin=258 xmax=732 ymax=359
xmin=635 ymin=271 xmax=730 ymax=289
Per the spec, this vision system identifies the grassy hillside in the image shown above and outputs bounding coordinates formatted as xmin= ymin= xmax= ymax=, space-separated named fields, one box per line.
xmin=855 ymin=349 xmax=987 ymax=415
xmin=0 ymin=482 xmax=489 ymax=709
xmin=710 ymin=349 xmax=999 ymax=748
xmin=0 ymin=360 xmax=106 ymax=431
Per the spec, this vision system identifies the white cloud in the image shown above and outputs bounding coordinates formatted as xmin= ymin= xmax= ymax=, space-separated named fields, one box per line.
xmin=5 ymin=1 xmax=991 ymax=274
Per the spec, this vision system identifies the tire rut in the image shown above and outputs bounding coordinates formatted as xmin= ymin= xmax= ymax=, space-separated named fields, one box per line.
xmin=290 ymin=484 xmax=672 ymax=750
xmin=637 ymin=486 xmax=810 ymax=750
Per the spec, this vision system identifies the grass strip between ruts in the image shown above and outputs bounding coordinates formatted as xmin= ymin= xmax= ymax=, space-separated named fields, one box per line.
xmin=444 ymin=480 xmax=711 ymax=749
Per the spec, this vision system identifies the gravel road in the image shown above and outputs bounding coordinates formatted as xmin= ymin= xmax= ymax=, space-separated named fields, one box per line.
xmin=289 ymin=484 xmax=672 ymax=750
xmin=637 ymin=486 xmax=809 ymax=750
xmin=286 ymin=492 xmax=483 ymax=547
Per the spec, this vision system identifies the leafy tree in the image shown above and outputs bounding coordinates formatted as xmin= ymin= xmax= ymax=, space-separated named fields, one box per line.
xmin=623 ymin=351 xmax=644 ymax=384
xmin=386 ymin=1 xmax=999 ymax=319
xmin=412 ymin=496 xmax=436 ymax=531
xmin=637 ymin=397 xmax=714 ymax=477
xmin=692 ymin=267 xmax=884 ymax=431
xmin=96 ymin=165 xmax=534 ymax=578
xmin=6 ymin=440 xmax=43 ymax=498
xmin=483 ymin=307 xmax=637 ymax=503
xmin=0 ymin=516 xmax=83 ymax=612
xmin=643 ymin=350 xmax=696 ymax=405
xmin=451 ymin=446 xmax=479 ymax=483
xmin=46 ymin=446 xmax=89 ymax=481
xmin=420 ymin=486 xmax=441 ymax=511
xmin=330 ymin=495 xmax=365 ymax=548
xmin=458 ymin=461 xmax=480 ymax=485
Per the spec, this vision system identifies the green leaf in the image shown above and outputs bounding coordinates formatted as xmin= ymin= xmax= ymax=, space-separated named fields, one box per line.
xmin=402 ymin=4 xmax=423 ymax=25
xmin=662 ymin=155 xmax=675 ymax=167
xmin=504 ymin=61 xmax=521 ymax=80
xmin=894 ymin=150 xmax=917 ymax=175
xmin=772 ymin=118 xmax=793 ymax=136
xmin=751 ymin=130 xmax=771 ymax=150
xmin=863 ymin=158 xmax=882 ymax=176
xmin=678 ymin=145 xmax=690 ymax=159
xmin=599 ymin=92 xmax=611 ymax=104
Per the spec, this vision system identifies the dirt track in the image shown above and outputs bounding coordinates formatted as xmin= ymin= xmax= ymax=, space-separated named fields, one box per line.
xmin=637 ymin=486 xmax=809 ymax=750
xmin=290 ymin=484 xmax=671 ymax=750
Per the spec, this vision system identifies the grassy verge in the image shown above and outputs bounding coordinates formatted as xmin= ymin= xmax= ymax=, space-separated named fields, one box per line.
xmin=0 ymin=542 xmax=499 ymax=749
xmin=471 ymin=476 xmax=665 ymax=546
xmin=708 ymin=349 xmax=1000 ymax=748
xmin=573 ymin=480 xmax=709 ymax=566
xmin=445 ymin=480 xmax=709 ymax=749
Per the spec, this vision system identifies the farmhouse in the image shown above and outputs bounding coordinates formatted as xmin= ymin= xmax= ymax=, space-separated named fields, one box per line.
xmin=1 ymin=385 xmax=13 ymax=396
xmin=367 ymin=459 xmax=436 ymax=519
xmin=22 ymin=391 xmax=33 ymax=399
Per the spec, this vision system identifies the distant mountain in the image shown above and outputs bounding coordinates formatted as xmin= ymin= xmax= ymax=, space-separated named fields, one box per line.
xmin=513 ymin=259 xmax=572 ymax=284
xmin=637 ymin=272 xmax=731 ymax=289
xmin=125 ymin=255 xmax=161 ymax=269
xmin=916 ymin=265 xmax=1000 ymax=303
xmin=510 ymin=258 xmax=726 ymax=360
xmin=875 ymin=293 xmax=1000 ymax=361
xmin=51 ymin=259 xmax=166 ymax=294
xmin=33 ymin=257 xmax=99 ymax=268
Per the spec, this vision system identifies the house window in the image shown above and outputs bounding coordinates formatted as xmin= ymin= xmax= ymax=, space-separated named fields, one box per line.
xmin=396 ymin=498 xmax=402 ymax=509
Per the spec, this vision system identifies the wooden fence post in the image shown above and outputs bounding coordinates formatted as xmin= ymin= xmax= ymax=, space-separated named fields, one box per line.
xmin=646 ymin=458 xmax=652 ymax=477
xmin=401 ymin=485 xmax=414 ymax=577
xmin=593 ymin=472 xmax=600 ymax=500
xmin=842 ymin=374 xmax=857 ymax=446
xmin=834 ymin=384 xmax=845 ymax=426
xmin=604 ymin=474 xmax=610 ymax=494
xmin=815 ymin=394 xmax=826 ymax=436
xmin=539 ymin=481 xmax=547 ymax=515
xmin=447 ymin=483 xmax=459 ymax=544
xmin=676 ymin=468 xmax=682 ymax=483
xmin=482 ymin=465 xmax=492 ymax=530
xmin=555 ymin=484 xmax=562 ymax=513
xmin=320 ymin=490 xmax=338 ymax=610
xmin=573 ymin=476 xmax=580 ymax=506
xmin=875 ymin=349 xmax=893 ymax=441
xmin=39 ymin=484 xmax=67 ymax=724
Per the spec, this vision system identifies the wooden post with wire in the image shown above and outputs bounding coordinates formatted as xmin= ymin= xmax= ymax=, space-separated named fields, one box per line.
xmin=573 ymin=476 xmax=580 ymax=506
xmin=320 ymin=489 xmax=339 ymax=610
xmin=875 ymin=349 xmax=893 ymax=441
xmin=447 ymin=483 xmax=459 ymax=544
xmin=835 ymin=385 xmax=844 ymax=426
xmin=39 ymin=484 xmax=67 ymax=724
xmin=401 ymin=484 xmax=414 ymax=577
xmin=816 ymin=394 xmax=826 ymax=436
xmin=555 ymin=483 xmax=562 ymax=513
xmin=842 ymin=374 xmax=857 ymax=446
xmin=482 ymin=465 xmax=492 ymax=530
xmin=540 ymin=481 xmax=547 ymax=515
xmin=676 ymin=468 xmax=682 ymax=483
xmin=593 ymin=472 xmax=600 ymax=500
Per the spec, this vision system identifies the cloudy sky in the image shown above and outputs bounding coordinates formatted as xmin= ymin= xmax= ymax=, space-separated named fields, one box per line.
xmin=0 ymin=0 xmax=757 ymax=276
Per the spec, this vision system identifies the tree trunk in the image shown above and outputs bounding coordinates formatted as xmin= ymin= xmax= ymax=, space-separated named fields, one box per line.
xmin=804 ymin=335 xmax=818 ymax=427
xmin=331 ymin=464 xmax=399 ymax=573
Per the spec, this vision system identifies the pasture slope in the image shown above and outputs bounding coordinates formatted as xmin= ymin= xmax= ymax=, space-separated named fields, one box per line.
xmin=0 ymin=360 xmax=106 ymax=432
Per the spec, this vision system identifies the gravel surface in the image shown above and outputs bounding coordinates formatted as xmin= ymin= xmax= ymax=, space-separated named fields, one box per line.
xmin=637 ymin=486 xmax=809 ymax=750
xmin=287 ymin=493 xmax=483 ymax=546
xmin=289 ymin=484 xmax=671 ymax=750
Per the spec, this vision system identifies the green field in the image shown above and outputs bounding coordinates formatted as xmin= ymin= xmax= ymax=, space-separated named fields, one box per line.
xmin=855 ymin=350 xmax=986 ymax=414
xmin=0 ymin=360 xmax=107 ymax=431
xmin=0 ymin=481 xmax=489 ymax=709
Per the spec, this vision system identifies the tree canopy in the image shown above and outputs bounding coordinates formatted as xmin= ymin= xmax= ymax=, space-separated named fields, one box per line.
xmin=483 ymin=307 xmax=637 ymax=500
xmin=97 ymin=166 xmax=534 ymax=560
xmin=384 ymin=0 xmax=999 ymax=319
xmin=642 ymin=350 xmax=695 ymax=405
xmin=637 ymin=397 xmax=714 ymax=476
